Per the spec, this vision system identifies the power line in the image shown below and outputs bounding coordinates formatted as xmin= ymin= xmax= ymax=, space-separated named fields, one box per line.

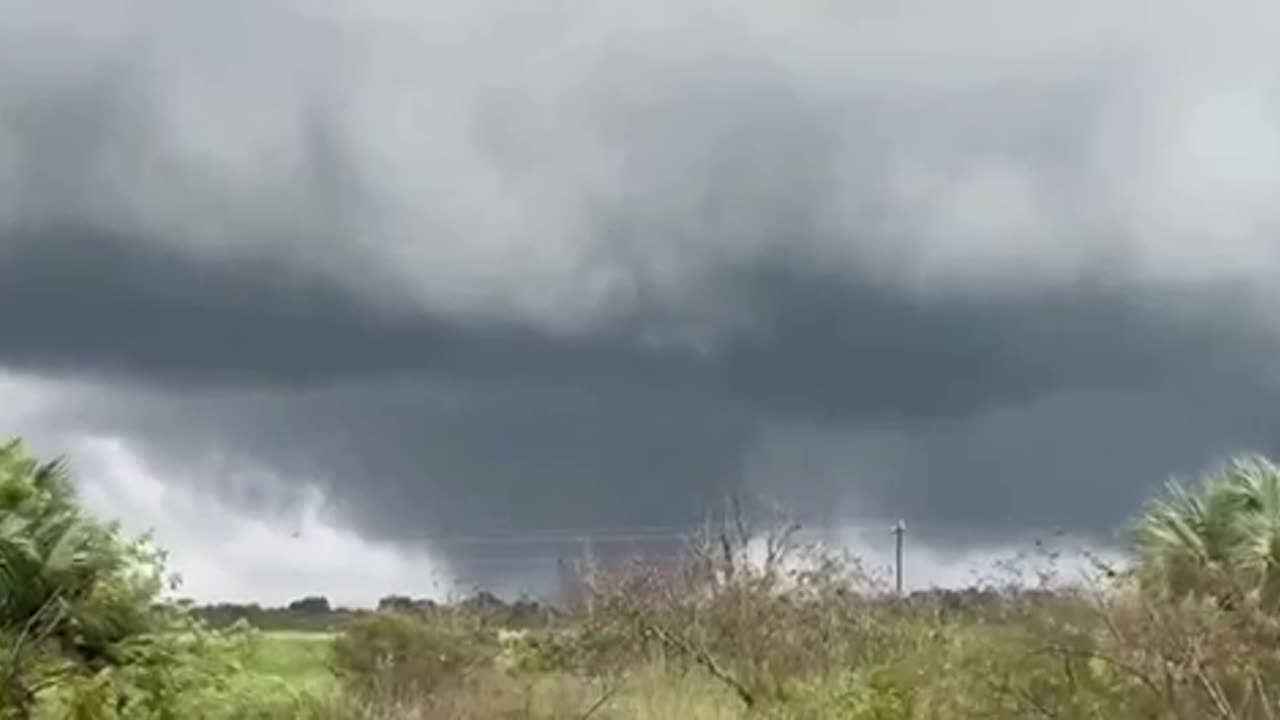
xmin=417 ymin=528 xmax=699 ymax=546
xmin=342 ymin=520 xmax=903 ymax=568
xmin=400 ymin=518 xmax=869 ymax=546
xmin=442 ymin=554 xmax=687 ymax=568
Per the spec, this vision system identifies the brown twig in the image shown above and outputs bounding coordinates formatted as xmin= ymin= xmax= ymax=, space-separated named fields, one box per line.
xmin=641 ymin=619 xmax=755 ymax=708
xmin=578 ymin=683 xmax=620 ymax=720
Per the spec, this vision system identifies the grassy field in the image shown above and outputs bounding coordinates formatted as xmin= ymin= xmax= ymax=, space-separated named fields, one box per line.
xmin=230 ymin=629 xmax=748 ymax=718
xmin=235 ymin=627 xmax=753 ymax=718
xmin=246 ymin=631 xmax=338 ymax=697
xmin=30 ymin=584 xmax=1280 ymax=718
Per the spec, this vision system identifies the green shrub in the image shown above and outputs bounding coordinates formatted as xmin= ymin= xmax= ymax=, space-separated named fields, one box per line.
xmin=330 ymin=611 xmax=497 ymax=704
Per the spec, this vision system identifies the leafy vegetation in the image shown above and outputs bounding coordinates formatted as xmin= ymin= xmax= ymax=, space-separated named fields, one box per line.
xmin=9 ymin=437 xmax=1280 ymax=718
xmin=0 ymin=440 xmax=167 ymax=718
xmin=1133 ymin=454 xmax=1280 ymax=608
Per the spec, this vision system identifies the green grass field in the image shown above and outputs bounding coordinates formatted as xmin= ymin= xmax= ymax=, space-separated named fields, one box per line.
xmin=237 ymin=630 xmax=743 ymax=718
xmin=246 ymin=631 xmax=338 ymax=696
xmin=32 ymin=631 xmax=340 ymax=719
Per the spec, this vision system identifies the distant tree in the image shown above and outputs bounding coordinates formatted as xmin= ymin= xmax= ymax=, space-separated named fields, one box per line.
xmin=287 ymin=596 xmax=331 ymax=614
xmin=377 ymin=595 xmax=437 ymax=614
xmin=459 ymin=591 xmax=505 ymax=612
xmin=377 ymin=595 xmax=414 ymax=612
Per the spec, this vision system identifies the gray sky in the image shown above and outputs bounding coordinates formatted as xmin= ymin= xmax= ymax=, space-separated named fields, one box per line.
xmin=3 ymin=0 xmax=1280 ymax=603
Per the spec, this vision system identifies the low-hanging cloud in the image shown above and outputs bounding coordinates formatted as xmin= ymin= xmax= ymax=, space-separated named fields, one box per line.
xmin=4 ymin=0 xmax=1280 ymax=592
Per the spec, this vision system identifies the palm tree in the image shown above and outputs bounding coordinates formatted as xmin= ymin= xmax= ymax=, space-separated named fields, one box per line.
xmin=1 ymin=441 xmax=90 ymax=626
xmin=0 ymin=440 xmax=164 ymax=717
xmin=1213 ymin=455 xmax=1280 ymax=607
xmin=1132 ymin=454 xmax=1280 ymax=608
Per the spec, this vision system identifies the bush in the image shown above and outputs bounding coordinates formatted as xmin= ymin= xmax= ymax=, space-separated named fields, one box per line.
xmin=581 ymin=504 xmax=887 ymax=710
xmin=0 ymin=440 xmax=168 ymax=718
xmin=38 ymin=618 xmax=326 ymax=720
xmin=330 ymin=611 xmax=497 ymax=705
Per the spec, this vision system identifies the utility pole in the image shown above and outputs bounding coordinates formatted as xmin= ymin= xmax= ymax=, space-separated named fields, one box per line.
xmin=892 ymin=519 xmax=906 ymax=595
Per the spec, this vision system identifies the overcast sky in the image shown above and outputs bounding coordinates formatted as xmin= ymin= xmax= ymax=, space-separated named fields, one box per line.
xmin=2 ymin=0 xmax=1280 ymax=605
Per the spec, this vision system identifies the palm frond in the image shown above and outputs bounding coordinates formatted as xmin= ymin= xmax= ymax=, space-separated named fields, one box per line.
xmin=1132 ymin=454 xmax=1280 ymax=606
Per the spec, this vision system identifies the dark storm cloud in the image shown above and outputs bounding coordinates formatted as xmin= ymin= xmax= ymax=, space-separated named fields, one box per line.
xmin=747 ymin=385 xmax=1280 ymax=549
xmin=6 ymin=228 xmax=1277 ymax=565
xmin=4 ymin=0 xmax=1280 ymax=582
xmin=2 ymin=229 xmax=1266 ymax=423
